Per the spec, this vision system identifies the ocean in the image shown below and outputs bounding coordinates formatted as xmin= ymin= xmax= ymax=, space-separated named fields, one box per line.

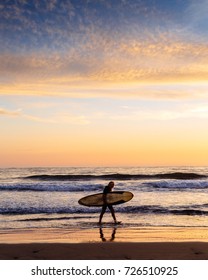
xmin=1 ymin=166 xmax=208 ymax=230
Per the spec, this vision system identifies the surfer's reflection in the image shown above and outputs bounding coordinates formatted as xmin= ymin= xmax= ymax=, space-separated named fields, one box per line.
xmin=99 ymin=226 xmax=117 ymax=242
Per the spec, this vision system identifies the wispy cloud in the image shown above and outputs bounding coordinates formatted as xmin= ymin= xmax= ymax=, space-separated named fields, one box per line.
xmin=23 ymin=113 xmax=90 ymax=125
xmin=0 ymin=108 xmax=21 ymax=116
xmin=0 ymin=106 xmax=90 ymax=125
xmin=109 ymin=102 xmax=208 ymax=121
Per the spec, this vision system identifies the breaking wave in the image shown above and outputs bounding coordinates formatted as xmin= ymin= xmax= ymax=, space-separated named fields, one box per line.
xmin=1 ymin=204 xmax=208 ymax=216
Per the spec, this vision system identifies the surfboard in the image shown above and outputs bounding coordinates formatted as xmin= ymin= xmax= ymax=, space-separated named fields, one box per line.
xmin=78 ymin=191 xmax=133 ymax=207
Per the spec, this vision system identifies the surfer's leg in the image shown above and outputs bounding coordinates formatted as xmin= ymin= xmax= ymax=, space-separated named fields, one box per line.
xmin=99 ymin=205 xmax=107 ymax=224
xmin=108 ymin=205 xmax=117 ymax=223
xmin=108 ymin=205 xmax=121 ymax=224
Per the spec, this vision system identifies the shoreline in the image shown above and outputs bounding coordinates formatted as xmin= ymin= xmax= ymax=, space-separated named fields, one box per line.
xmin=0 ymin=226 xmax=208 ymax=260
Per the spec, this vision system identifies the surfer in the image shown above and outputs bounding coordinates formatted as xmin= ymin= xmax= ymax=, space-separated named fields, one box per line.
xmin=98 ymin=181 xmax=121 ymax=224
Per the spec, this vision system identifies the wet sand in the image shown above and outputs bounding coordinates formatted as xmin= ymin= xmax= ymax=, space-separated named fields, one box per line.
xmin=0 ymin=227 xmax=208 ymax=259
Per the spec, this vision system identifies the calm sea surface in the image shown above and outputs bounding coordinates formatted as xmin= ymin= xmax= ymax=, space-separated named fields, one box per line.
xmin=1 ymin=166 xmax=208 ymax=230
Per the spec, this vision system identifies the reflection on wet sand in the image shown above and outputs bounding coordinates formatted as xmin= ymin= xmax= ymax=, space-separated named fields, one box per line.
xmin=99 ymin=226 xmax=117 ymax=242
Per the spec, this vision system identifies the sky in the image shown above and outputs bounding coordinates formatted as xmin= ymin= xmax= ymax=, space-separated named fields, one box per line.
xmin=1 ymin=0 xmax=208 ymax=167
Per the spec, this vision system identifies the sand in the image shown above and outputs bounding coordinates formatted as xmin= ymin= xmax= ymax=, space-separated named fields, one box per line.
xmin=0 ymin=227 xmax=208 ymax=260
xmin=1 ymin=242 xmax=208 ymax=260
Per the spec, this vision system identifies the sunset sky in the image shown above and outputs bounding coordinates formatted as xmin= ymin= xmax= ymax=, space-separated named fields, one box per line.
xmin=1 ymin=0 xmax=208 ymax=167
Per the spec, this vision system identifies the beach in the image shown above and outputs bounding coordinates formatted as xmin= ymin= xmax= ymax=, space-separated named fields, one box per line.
xmin=1 ymin=226 xmax=208 ymax=260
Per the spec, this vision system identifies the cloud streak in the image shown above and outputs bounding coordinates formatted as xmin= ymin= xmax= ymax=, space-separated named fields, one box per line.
xmin=0 ymin=108 xmax=21 ymax=116
xmin=110 ymin=105 xmax=208 ymax=121
xmin=0 ymin=106 xmax=90 ymax=125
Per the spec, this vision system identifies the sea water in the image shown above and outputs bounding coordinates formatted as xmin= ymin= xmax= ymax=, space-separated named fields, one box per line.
xmin=1 ymin=166 xmax=208 ymax=230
